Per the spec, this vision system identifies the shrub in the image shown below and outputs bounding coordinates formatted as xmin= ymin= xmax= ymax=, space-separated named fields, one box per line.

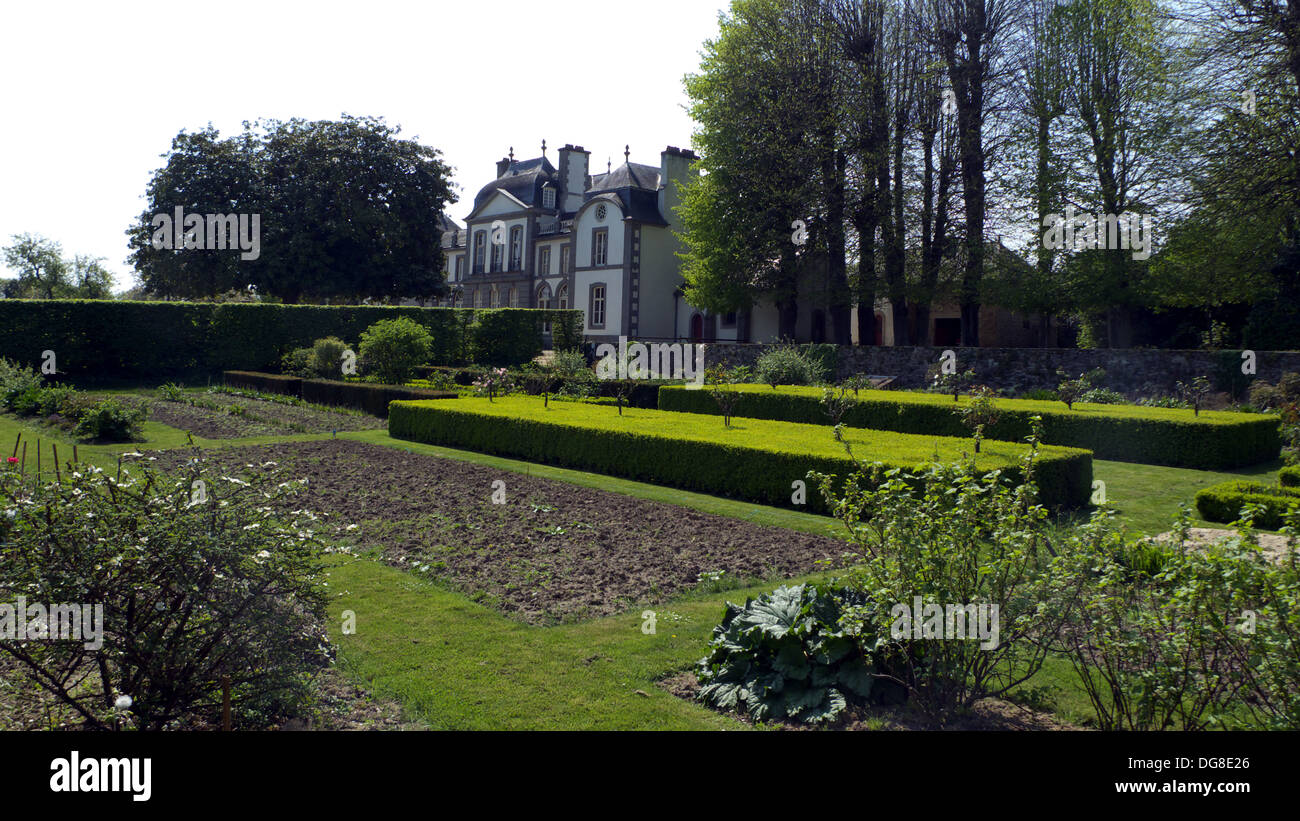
xmin=810 ymin=438 xmax=1062 ymax=717
xmin=658 ymin=384 xmax=1280 ymax=469
xmin=280 ymin=346 xmax=313 ymax=377
xmin=1280 ymin=466 xmax=1300 ymax=487
xmin=0 ymin=454 xmax=332 ymax=730
xmin=359 ymin=317 xmax=432 ymax=385
xmin=1195 ymin=480 xmax=1300 ymax=528
xmin=551 ymin=349 xmax=589 ymax=379
xmin=754 ymin=344 xmax=830 ymax=387
xmin=696 ymin=584 xmax=880 ymax=724
xmin=387 ymin=397 xmax=1093 ymax=509
xmin=72 ymin=398 xmax=147 ymax=442
xmin=157 ymin=382 xmax=188 ymax=402
xmin=309 ymin=336 xmax=350 ymax=378
xmin=224 ymin=371 xmax=303 ymax=397
xmin=1080 ymin=387 xmax=1127 ymax=404
xmin=0 ymin=358 xmax=43 ymax=412
xmin=470 ymin=309 xmax=545 ymax=367
xmin=300 ymin=378 xmax=455 ymax=418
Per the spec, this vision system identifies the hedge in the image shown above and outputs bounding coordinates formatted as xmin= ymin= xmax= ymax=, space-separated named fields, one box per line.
xmin=1280 ymin=466 xmax=1300 ymax=487
xmin=387 ymin=396 xmax=1094 ymax=510
xmin=223 ymin=371 xmax=456 ymax=417
xmin=0 ymin=300 xmax=583 ymax=378
xmin=659 ymin=384 xmax=1280 ymax=470
xmin=1195 ymin=480 xmax=1300 ymax=529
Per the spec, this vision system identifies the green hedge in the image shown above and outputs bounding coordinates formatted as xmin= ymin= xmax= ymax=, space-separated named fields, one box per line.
xmin=0 ymin=300 xmax=583 ymax=378
xmin=1279 ymin=466 xmax=1300 ymax=487
xmin=222 ymin=371 xmax=455 ymax=417
xmin=1195 ymin=480 xmax=1300 ymax=529
xmin=388 ymin=396 xmax=1093 ymax=510
xmin=659 ymin=384 xmax=1280 ymax=470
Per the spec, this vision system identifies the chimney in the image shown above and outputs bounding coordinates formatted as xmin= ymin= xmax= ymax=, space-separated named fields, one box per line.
xmin=496 ymin=157 xmax=511 ymax=178
xmin=659 ymin=145 xmax=699 ymax=226
xmin=557 ymin=143 xmax=590 ymax=213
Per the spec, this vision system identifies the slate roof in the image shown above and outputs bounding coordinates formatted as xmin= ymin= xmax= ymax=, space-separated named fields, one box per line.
xmin=589 ymin=162 xmax=661 ymax=193
xmin=473 ymin=156 xmax=558 ymax=210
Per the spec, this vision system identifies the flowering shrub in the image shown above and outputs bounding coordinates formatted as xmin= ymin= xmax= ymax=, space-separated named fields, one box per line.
xmin=0 ymin=452 xmax=333 ymax=730
xmin=472 ymin=367 xmax=513 ymax=401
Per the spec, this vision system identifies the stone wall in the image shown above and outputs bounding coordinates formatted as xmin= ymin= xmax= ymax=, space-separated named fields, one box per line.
xmin=701 ymin=343 xmax=1300 ymax=395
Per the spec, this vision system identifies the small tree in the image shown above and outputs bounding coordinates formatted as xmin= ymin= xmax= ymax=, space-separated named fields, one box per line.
xmin=930 ymin=367 xmax=976 ymax=401
xmin=358 ymin=317 xmax=432 ymax=385
xmin=1176 ymin=376 xmax=1213 ymax=416
xmin=957 ymin=386 xmax=1002 ymax=454
xmin=705 ymin=366 xmax=742 ymax=427
xmin=821 ymin=382 xmax=860 ymax=440
xmin=472 ymin=367 xmax=512 ymax=402
xmin=1055 ymin=369 xmax=1090 ymax=411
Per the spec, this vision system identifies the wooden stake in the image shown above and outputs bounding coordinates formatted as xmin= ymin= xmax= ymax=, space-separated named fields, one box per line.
xmin=52 ymin=444 xmax=60 ymax=483
xmin=20 ymin=442 xmax=26 ymax=475
xmin=221 ymin=676 xmax=232 ymax=731
xmin=72 ymin=445 xmax=78 ymax=464
xmin=35 ymin=439 xmax=40 ymax=479
xmin=11 ymin=432 xmax=20 ymax=458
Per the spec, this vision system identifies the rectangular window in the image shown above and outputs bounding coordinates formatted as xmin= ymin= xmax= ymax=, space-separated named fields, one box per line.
xmin=473 ymin=232 xmax=486 ymax=274
xmin=491 ymin=240 xmax=502 ymax=273
xmin=509 ymin=226 xmax=523 ymax=271
xmin=539 ymin=247 xmax=551 ymax=276
xmin=560 ymin=245 xmax=570 ymax=275
xmin=543 ymin=187 xmax=556 ymax=209
xmin=454 ymin=256 xmax=464 ymax=281
xmin=592 ymin=229 xmax=608 ymax=267
xmin=590 ymin=283 xmax=606 ymax=328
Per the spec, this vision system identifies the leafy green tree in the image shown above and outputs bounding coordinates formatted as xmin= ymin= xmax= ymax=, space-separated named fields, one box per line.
xmin=358 ymin=317 xmax=432 ymax=385
xmin=128 ymin=116 xmax=455 ymax=304
xmin=2 ymin=233 xmax=69 ymax=299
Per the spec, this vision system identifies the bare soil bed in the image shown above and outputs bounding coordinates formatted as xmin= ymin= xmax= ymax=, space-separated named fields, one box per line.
xmin=152 ymin=439 xmax=853 ymax=624
xmin=116 ymin=393 xmax=384 ymax=439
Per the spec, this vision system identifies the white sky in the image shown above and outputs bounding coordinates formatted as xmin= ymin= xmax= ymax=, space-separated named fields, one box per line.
xmin=0 ymin=0 xmax=729 ymax=292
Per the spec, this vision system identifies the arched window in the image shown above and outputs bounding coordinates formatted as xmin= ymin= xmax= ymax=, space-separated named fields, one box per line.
xmin=508 ymin=287 xmax=518 ymax=308
xmin=473 ymin=288 xmax=484 ymax=308
xmin=453 ymin=290 xmax=464 ymax=308
xmin=489 ymin=284 xmax=500 ymax=308
xmin=556 ymin=282 xmax=569 ymax=310
xmin=490 ymin=236 xmax=503 ymax=273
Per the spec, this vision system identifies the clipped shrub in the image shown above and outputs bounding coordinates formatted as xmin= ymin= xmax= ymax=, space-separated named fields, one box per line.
xmin=696 ymin=584 xmax=880 ymax=724
xmin=1280 ymin=466 xmax=1300 ymax=487
xmin=309 ymin=336 xmax=350 ymax=378
xmin=359 ymin=317 xmax=432 ymax=385
xmin=470 ymin=309 xmax=544 ymax=367
xmin=388 ymin=397 xmax=1093 ymax=509
xmin=224 ymin=371 xmax=303 ymax=397
xmin=301 ymin=378 xmax=455 ymax=418
xmin=658 ymin=384 xmax=1280 ymax=470
xmin=1195 ymin=480 xmax=1300 ymax=529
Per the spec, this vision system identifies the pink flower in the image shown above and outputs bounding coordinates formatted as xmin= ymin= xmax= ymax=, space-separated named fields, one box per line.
xmin=6 ymin=457 xmax=16 ymax=464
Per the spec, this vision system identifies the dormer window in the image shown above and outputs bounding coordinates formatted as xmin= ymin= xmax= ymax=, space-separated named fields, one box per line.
xmin=542 ymin=186 xmax=556 ymax=210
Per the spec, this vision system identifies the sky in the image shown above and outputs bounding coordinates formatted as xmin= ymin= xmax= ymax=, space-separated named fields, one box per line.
xmin=0 ymin=0 xmax=731 ymax=292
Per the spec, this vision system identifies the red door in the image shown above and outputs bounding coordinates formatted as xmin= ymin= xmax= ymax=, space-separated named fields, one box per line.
xmin=690 ymin=313 xmax=704 ymax=343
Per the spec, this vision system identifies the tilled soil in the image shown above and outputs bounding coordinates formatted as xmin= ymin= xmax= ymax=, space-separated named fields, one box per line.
xmin=152 ymin=439 xmax=853 ymax=624
xmin=116 ymin=394 xmax=384 ymax=439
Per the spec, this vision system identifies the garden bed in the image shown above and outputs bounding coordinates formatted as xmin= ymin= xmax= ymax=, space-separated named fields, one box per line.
xmin=149 ymin=439 xmax=853 ymax=625
xmin=388 ymin=396 xmax=1094 ymax=509
xmin=114 ymin=392 xmax=384 ymax=439
xmin=658 ymin=384 xmax=1280 ymax=469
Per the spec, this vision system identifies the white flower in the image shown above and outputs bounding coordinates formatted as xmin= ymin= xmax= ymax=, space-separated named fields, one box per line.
xmin=115 ymin=695 xmax=133 ymax=710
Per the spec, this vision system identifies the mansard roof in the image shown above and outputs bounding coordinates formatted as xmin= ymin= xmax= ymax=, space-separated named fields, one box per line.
xmin=589 ymin=161 xmax=661 ymax=193
xmin=473 ymin=156 xmax=558 ymax=210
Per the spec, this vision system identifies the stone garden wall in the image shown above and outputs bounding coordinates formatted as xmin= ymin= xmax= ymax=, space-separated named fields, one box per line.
xmin=701 ymin=343 xmax=1300 ymax=395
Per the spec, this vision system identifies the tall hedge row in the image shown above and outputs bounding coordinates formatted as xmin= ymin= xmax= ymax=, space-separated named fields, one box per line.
xmin=658 ymin=385 xmax=1280 ymax=470
xmin=387 ymin=397 xmax=1093 ymax=510
xmin=0 ymin=300 xmax=583 ymax=378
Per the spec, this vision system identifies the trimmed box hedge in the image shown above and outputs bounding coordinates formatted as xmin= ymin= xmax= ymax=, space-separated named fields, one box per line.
xmin=1195 ymin=480 xmax=1300 ymax=529
xmin=222 ymin=371 xmax=456 ymax=417
xmin=0 ymin=300 xmax=582 ymax=378
xmin=658 ymin=384 xmax=1280 ymax=469
xmin=388 ymin=396 xmax=1094 ymax=510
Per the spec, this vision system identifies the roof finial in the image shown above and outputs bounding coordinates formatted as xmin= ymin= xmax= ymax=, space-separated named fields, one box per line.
xmin=541 ymin=139 xmax=547 ymax=157
xmin=509 ymin=146 xmax=514 ymax=161
xmin=624 ymin=144 xmax=630 ymax=162
xmin=607 ymin=156 xmax=611 ymax=173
